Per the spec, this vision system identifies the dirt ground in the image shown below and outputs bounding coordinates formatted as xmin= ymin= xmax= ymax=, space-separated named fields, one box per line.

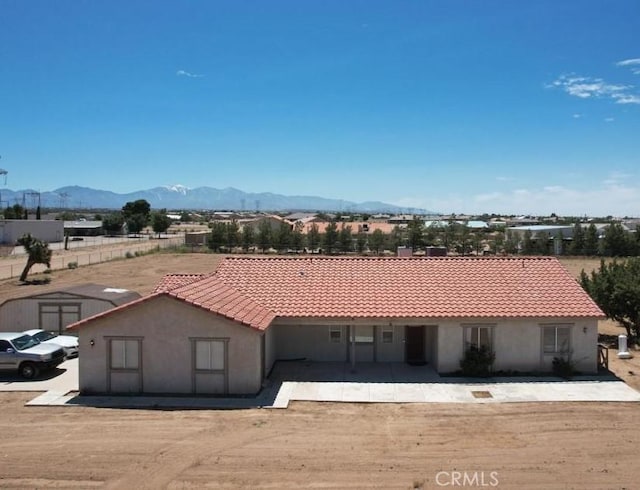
xmin=1 ymin=253 xmax=639 ymax=488
xmin=0 ymin=393 xmax=637 ymax=489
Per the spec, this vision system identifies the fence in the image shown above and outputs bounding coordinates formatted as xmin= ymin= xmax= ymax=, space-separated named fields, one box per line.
xmin=0 ymin=236 xmax=185 ymax=280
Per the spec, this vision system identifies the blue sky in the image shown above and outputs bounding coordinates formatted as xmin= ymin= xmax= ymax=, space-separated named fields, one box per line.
xmin=1 ymin=1 xmax=639 ymax=216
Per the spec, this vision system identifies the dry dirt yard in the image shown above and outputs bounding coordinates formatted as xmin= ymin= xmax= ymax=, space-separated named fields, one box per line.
xmin=0 ymin=393 xmax=638 ymax=489
xmin=1 ymin=253 xmax=639 ymax=489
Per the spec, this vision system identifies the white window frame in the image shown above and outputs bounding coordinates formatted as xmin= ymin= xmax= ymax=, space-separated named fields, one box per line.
xmin=353 ymin=325 xmax=374 ymax=344
xmin=541 ymin=325 xmax=572 ymax=354
xmin=381 ymin=326 xmax=394 ymax=344
xmin=109 ymin=338 xmax=141 ymax=371
xmin=463 ymin=325 xmax=494 ymax=352
xmin=329 ymin=326 xmax=343 ymax=343
xmin=192 ymin=338 xmax=227 ymax=373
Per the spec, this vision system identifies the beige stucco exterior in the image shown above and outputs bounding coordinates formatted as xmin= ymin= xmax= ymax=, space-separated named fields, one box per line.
xmin=435 ymin=317 xmax=598 ymax=374
xmin=74 ymin=297 xmax=599 ymax=396
xmin=76 ymin=296 xmax=263 ymax=395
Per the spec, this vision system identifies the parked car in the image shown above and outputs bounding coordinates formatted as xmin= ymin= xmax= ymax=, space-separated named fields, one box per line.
xmin=23 ymin=329 xmax=79 ymax=359
xmin=0 ymin=332 xmax=66 ymax=379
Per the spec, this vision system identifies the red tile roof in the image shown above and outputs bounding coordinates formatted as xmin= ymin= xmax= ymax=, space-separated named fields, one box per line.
xmin=70 ymin=256 xmax=604 ymax=332
xmin=167 ymin=276 xmax=276 ymax=331
xmin=153 ymin=274 xmax=209 ymax=293
xmin=210 ymin=256 xmax=604 ymax=321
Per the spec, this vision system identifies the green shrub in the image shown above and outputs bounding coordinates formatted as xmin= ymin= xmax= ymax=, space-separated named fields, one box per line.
xmin=43 ymin=268 xmax=52 ymax=274
xmin=460 ymin=345 xmax=495 ymax=377
xmin=67 ymin=262 xmax=78 ymax=269
xmin=125 ymin=251 xmax=134 ymax=259
xmin=552 ymin=356 xmax=576 ymax=379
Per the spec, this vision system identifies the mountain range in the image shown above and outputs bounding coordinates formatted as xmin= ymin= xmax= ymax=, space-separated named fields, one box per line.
xmin=0 ymin=185 xmax=430 ymax=214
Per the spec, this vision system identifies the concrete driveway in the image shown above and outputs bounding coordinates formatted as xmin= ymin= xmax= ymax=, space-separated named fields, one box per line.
xmin=18 ymin=360 xmax=640 ymax=409
xmin=0 ymin=358 xmax=78 ymax=393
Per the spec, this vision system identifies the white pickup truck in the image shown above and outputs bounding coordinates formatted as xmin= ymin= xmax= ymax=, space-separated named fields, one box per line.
xmin=0 ymin=332 xmax=66 ymax=379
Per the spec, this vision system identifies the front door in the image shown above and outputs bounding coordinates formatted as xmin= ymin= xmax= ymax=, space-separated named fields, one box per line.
xmin=405 ymin=326 xmax=425 ymax=365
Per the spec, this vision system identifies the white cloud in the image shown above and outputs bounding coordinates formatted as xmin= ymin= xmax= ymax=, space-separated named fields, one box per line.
xmin=604 ymin=117 xmax=615 ymax=122
xmin=617 ymin=58 xmax=640 ymax=75
xmin=549 ymin=74 xmax=640 ymax=105
xmin=572 ymin=113 xmax=582 ymax=118
xmin=495 ymin=176 xmax=514 ymax=182
xmin=393 ymin=176 xmax=640 ymax=216
xmin=612 ymin=93 xmax=640 ymax=104
xmin=176 ymin=70 xmax=204 ymax=78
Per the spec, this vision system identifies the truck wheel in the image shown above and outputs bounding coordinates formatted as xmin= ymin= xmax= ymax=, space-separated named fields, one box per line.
xmin=19 ymin=362 xmax=39 ymax=379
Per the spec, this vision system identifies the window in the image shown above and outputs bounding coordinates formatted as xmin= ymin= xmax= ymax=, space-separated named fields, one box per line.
xmin=542 ymin=325 xmax=571 ymax=354
xmin=464 ymin=325 xmax=493 ymax=350
xmin=354 ymin=325 xmax=374 ymax=343
xmin=329 ymin=327 xmax=342 ymax=343
xmin=381 ymin=326 xmax=394 ymax=343
xmin=110 ymin=339 xmax=140 ymax=370
xmin=194 ymin=339 xmax=225 ymax=371
xmin=0 ymin=340 xmax=11 ymax=352
xmin=39 ymin=303 xmax=81 ymax=333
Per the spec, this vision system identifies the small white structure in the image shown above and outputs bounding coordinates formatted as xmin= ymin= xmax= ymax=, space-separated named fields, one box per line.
xmin=0 ymin=219 xmax=64 ymax=245
xmin=617 ymin=334 xmax=632 ymax=359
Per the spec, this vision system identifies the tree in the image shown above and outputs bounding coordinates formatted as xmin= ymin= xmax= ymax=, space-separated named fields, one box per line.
xmin=17 ymin=234 xmax=52 ymax=282
xmin=225 ymin=220 xmax=240 ymax=251
xmin=407 ymin=218 xmax=424 ymax=251
xmin=535 ymin=232 xmax=551 ymax=255
xmin=369 ymin=229 xmax=385 ymax=255
xmin=126 ymin=214 xmax=148 ymax=235
xmin=241 ymin=225 xmax=254 ymax=252
xmin=291 ymin=222 xmax=304 ymax=252
xmin=385 ymin=225 xmax=404 ymax=252
xmin=306 ymin=223 xmax=320 ymax=251
xmin=338 ymin=225 xmax=353 ymax=253
xmin=36 ymin=206 xmax=41 ymax=220
xmin=602 ymin=223 xmax=631 ymax=257
xmin=3 ymin=204 xmax=24 ymax=220
xmin=122 ymin=199 xmax=150 ymax=235
xmin=356 ymin=232 xmax=367 ymax=254
xmin=274 ymin=221 xmax=292 ymax=252
xmin=151 ymin=211 xmax=172 ymax=237
xmin=208 ymin=222 xmax=226 ymax=252
xmin=584 ymin=224 xmax=599 ymax=256
xmin=102 ymin=212 xmax=125 ymax=235
xmin=581 ymin=258 xmax=640 ymax=340
xmin=322 ymin=221 xmax=338 ymax=254
xmin=122 ymin=199 xmax=151 ymax=220
xmin=257 ymin=219 xmax=272 ymax=253
xmin=520 ymin=229 xmax=535 ymax=255
xmin=569 ymin=223 xmax=585 ymax=255
xmin=503 ymin=230 xmax=519 ymax=255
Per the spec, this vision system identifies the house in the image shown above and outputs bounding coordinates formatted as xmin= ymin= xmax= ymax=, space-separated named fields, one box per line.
xmin=0 ymin=284 xmax=141 ymax=334
xmin=68 ymin=257 xmax=603 ymax=396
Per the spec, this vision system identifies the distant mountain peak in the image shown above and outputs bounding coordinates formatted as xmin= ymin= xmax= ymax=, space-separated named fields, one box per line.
xmin=163 ymin=184 xmax=190 ymax=194
xmin=1 ymin=185 xmax=432 ymax=213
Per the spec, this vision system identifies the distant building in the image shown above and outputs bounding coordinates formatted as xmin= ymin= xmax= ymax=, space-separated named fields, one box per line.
xmin=0 ymin=220 xmax=64 ymax=245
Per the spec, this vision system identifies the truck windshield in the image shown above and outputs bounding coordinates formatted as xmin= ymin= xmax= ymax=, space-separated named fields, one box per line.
xmin=12 ymin=335 xmax=39 ymax=351
xmin=33 ymin=331 xmax=56 ymax=342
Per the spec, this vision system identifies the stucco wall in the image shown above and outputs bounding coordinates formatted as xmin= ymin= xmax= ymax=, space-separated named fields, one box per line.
xmin=77 ymin=296 xmax=263 ymax=395
xmin=0 ymin=220 xmax=64 ymax=244
xmin=0 ymin=296 xmax=114 ymax=332
xmin=271 ymin=324 xmax=348 ymax=361
xmin=436 ymin=318 xmax=598 ymax=374
xmin=264 ymin=326 xmax=276 ymax=375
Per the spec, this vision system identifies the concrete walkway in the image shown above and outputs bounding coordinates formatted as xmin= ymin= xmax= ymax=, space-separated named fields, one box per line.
xmin=14 ymin=360 xmax=640 ymax=409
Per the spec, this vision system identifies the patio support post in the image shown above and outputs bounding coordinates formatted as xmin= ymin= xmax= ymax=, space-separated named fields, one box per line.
xmin=350 ymin=325 xmax=356 ymax=371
